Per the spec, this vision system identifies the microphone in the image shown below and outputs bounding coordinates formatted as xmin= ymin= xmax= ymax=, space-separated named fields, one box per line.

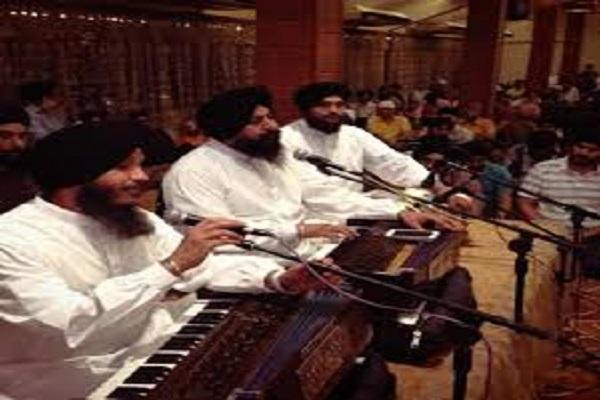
xmin=292 ymin=149 xmax=348 ymax=171
xmin=164 ymin=210 xmax=275 ymax=237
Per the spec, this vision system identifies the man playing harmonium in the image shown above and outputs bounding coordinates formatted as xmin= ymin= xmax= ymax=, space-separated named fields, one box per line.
xmin=0 ymin=122 xmax=329 ymax=400
xmin=162 ymin=86 xmax=463 ymax=260
xmin=281 ymin=81 xmax=473 ymax=213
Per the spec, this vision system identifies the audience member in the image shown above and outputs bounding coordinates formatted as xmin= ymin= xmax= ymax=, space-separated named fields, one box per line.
xmin=366 ymin=100 xmax=412 ymax=145
xmin=0 ymin=104 xmax=38 ymax=213
xmin=464 ymin=141 xmax=513 ymax=217
xmin=462 ymin=101 xmax=497 ymax=140
xmin=20 ymin=80 xmax=68 ymax=141
xmin=578 ymin=63 xmax=599 ymax=94
xmin=518 ymin=120 xmax=600 ymax=225
xmin=353 ymin=89 xmax=377 ymax=128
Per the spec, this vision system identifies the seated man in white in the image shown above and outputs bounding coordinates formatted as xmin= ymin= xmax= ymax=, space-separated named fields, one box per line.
xmin=0 ymin=122 xmax=324 ymax=400
xmin=281 ymin=82 xmax=471 ymax=211
xmin=162 ymin=87 xmax=462 ymax=258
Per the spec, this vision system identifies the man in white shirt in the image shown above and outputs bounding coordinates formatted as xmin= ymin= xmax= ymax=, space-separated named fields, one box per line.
xmin=162 ymin=87 xmax=461 ymax=259
xmin=282 ymin=82 xmax=429 ymax=189
xmin=0 ymin=122 xmax=322 ymax=399
xmin=281 ymin=82 xmax=472 ymax=213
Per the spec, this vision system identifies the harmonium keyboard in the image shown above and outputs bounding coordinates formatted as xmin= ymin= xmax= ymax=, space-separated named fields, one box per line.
xmin=320 ymin=219 xmax=466 ymax=285
xmin=89 ymin=292 xmax=372 ymax=400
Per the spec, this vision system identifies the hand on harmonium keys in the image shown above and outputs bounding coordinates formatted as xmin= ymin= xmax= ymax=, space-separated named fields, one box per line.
xmin=399 ymin=210 xmax=467 ymax=232
xmin=266 ymin=258 xmax=343 ymax=295
xmin=298 ymin=223 xmax=357 ymax=240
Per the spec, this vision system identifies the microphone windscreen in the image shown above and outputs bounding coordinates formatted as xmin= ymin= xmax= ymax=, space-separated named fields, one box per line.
xmin=292 ymin=149 xmax=311 ymax=161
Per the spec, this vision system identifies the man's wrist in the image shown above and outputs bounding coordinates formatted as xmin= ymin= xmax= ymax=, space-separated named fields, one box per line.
xmin=160 ymin=257 xmax=184 ymax=277
xmin=264 ymin=270 xmax=291 ymax=293
xmin=297 ymin=223 xmax=307 ymax=239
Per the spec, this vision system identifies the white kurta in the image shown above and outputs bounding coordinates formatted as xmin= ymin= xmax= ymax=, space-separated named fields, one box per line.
xmin=0 ymin=197 xmax=283 ymax=400
xmin=161 ymin=140 xmax=403 ymax=256
xmin=281 ymin=119 xmax=430 ymax=191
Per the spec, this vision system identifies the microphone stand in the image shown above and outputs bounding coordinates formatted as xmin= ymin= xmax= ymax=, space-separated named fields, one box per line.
xmin=430 ymin=175 xmax=568 ymax=324
xmin=312 ymin=161 xmax=576 ymax=324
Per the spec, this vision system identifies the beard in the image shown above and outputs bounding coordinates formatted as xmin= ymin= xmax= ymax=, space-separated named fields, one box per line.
xmin=77 ymin=184 xmax=154 ymax=239
xmin=305 ymin=114 xmax=342 ymax=134
xmin=230 ymin=129 xmax=282 ymax=163
xmin=0 ymin=151 xmax=26 ymax=169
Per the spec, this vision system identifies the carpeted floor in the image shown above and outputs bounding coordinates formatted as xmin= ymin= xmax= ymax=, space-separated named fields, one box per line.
xmin=538 ymin=280 xmax=600 ymax=399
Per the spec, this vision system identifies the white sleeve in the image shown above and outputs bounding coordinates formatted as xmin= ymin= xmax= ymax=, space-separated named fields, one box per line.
xmin=0 ymin=244 xmax=179 ymax=352
xmin=355 ymin=128 xmax=430 ymax=187
xmin=176 ymin=252 xmax=285 ymax=294
xmin=162 ymin=165 xmax=300 ymax=246
xmin=147 ymin=212 xmax=286 ymax=294
xmin=293 ymin=157 xmax=404 ymax=222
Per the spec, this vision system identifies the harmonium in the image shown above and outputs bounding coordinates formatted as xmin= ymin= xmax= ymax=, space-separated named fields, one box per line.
xmin=89 ymin=221 xmax=465 ymax=400
xmin=325 ymin=218 xmax=467 ymax=285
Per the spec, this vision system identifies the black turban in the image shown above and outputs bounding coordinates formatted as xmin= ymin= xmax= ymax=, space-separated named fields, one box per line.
xmin=293 ymin=82 xmax=350 ymax=112
xmin=196 ymin=86 xmax=272 ymax=141
xmin=0 ymin=104 xmax=30 ymax=126
xmin=29 ymin=121 xmax=145 ymax=191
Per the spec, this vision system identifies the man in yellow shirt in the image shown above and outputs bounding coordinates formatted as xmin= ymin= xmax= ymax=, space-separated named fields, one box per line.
xmin=366 ymin=100 xmax=412 ymax=145
xmin=463 ymin=101 xmax=497 ymax=140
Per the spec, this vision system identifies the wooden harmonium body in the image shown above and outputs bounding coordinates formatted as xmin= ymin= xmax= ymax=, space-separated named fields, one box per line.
xmin=89 ymin=292 xmax=371 ymax=400
xmin=330 ymin=219 xmax=466 ymax=285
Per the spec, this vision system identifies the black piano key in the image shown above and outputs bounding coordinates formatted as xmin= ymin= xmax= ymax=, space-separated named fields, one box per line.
xmin=124 ymin=366 xmax=171 ymax=384
xmin=108 ymin=386 xmax=152 ymax=399
xmin=178 ymin=324 xmax=213 ymax=335
xmin=146 ymin=353 xmax=185 ymax=365
xmin=189 ymin=312 xmax=227 ymax=324
xmin=204 ymin=300 xmax=235 ymax=310
xmin=160 ymin=336 xmax=203 ymax=351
